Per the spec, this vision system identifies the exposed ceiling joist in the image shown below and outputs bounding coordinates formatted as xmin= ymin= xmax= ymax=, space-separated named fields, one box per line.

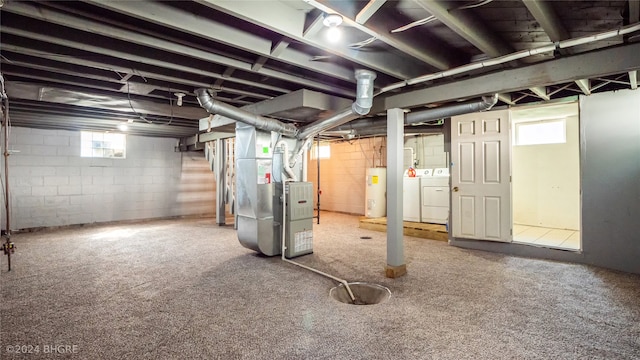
xmin=522 ymin=0 xmax=570 ymax=42
xmin=271 ymin=39 xmax=290 ymax=57
xmin=1 ymin=31 xmax=275 ymax=103
xmin=355 ymin=0 xmax=387 ymax=24
xmin=420 ymin=0 xmax=563 ymax=104
xmin=9 ymin=111 xmax=196 ymax=137
xmin=630 ymin=71 xmax=638 ymax=90
xmin=120 ymin=73 xmax=135 ymax=82
xmin=630 ymin=0 xmax=640 ymax=23
xmin=413 ymin=0 xmax=558 ymax=105
xmin=251 ymin=57 xmax=268 ymax=72
xmin=81 ymin=0 xmax=356 ymax=84
xmin=2 ymin=27 xmax=353 ymax=99
xmin=302 ymin=11 xmax=325 ymax=38
xmin=7 ymin=81 xmax=207 ymax=119
xmin=194 ymin=0 xmax=435 ymax=78
xmin=529 ymin=86 xmax=550 ymax=101
xmin=497 ymin=93 xmax=515 ymax=105
xmin=304 ymin=0 xmax=462 ymax=71
xmin=575 ymin=79 xmax=592 ymax=95
xmin=383 ymin=41 xmax=640 ymax=110
xmin=2 ymin=45 xmax=258 ymax=104
xmin=3 ymin=1 xmax=355 ymax=97
xmin=212 ymin=67 xmax=236 ymax=89
xmin=414 ymin=0 xmax=513 ymax=57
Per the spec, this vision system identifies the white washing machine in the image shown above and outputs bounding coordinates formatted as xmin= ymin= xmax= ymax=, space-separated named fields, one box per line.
xmin=403 ymin=169 xmax=431 ymax=222
xmin=421 ymin=167 xmax=449 ymax=224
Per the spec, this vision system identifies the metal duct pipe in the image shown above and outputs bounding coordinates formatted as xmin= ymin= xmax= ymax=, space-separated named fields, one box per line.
xmin=195 ymin=88 xmax=298 ymax=138
xmin=405 ymin=94 xmax=497 ymax=124
xmin=297 ymin=70 xmax=376 ymax=140
xmin=332 ymin=117 xmax=386 ymax=131
xmin=320 ymin=127 xmax=442 ymax=140
xmin=328 ymin=94 xmax=497 ymax=133
xmin=352 ymin=69 xmax=376 ymax=115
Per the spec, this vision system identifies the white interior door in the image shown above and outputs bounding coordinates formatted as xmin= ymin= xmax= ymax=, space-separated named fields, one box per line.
xmin=451 ymin=110 xmax=512 ymax=242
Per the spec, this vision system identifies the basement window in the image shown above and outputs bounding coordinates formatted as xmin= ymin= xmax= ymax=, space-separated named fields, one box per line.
xmin=311 ymin=143 xmax=331 ymax=159
xmin=514 ymin=119 xmax=566 ymax=146
xmin=81 ymin=131 xmax=126 ymax=159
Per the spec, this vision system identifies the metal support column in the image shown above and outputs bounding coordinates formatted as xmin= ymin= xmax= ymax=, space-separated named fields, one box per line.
xmin=315 ymin=135 xmax=321 ymax=225
xmin=214 ymin=138 xmax=226 ymax=225
xmin=385 ymin=108 xmax=406 ymax=278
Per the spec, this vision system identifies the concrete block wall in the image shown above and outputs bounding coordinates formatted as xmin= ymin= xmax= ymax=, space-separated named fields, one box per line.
xmin=1 ymin=127 xmax=215 ymax=230
xmin=307 ymin=137 xmax=385 ymax=215
xmin=404 ymin=134 xmax=447 ymax=169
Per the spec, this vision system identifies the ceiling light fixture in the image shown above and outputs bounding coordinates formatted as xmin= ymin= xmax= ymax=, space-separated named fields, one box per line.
xmin=323 ymin=13 xmax=343 ymax=43
xmin=117 ymin=123 xmax=129 ymax=131
xmin=174 ymin=92 xmax=186 ymax=107
xmin=323 ymin=13 xmax=343 ymax=28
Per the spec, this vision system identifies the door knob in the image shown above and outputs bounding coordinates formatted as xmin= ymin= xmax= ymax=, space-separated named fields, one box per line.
xmin=453 ymin=187 xmax=459 ymax=192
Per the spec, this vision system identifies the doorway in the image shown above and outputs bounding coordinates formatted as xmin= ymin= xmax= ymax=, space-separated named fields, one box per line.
xmin=511 ymin=102 xmax=581 ymax=250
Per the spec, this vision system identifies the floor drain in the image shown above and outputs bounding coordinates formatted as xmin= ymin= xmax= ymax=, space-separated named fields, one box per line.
xmin=330 ymin=282 xmax=391 ymax=305
xmin=360 ymin=236 xmax=372 ymax=239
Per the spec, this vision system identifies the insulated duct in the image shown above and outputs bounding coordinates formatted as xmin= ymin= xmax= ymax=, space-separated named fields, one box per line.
xmin=195 ymin=69 xmax=376 ymax=141
xmin=195 ymin=88 xmax=298 ymax=137
xmin=328 ymin=94 xmax=498 ymax=135
xmin=296 ymin=70 xmax=376 ymax=140
xmin=405 ymin=94 xmax=498 ymax=124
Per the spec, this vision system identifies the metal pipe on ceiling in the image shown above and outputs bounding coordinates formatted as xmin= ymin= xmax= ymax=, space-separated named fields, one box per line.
xmin=195 ymin=88 xmax=298 ymax=138
xmin=405 ymin=94 xmax=498 ymax=124
xmin=377 ymin=22 xmax=640 ymax=96
xmin=296 ymin=70 xmax=376 ymax=140
xmin=195 ymin=70 xmax=378 ymax=140
xmin=328 ymin=94 xmax=498 ymax=135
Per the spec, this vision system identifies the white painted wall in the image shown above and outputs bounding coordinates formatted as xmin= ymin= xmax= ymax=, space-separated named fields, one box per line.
xmin=512 ymin=115 xmax=580 ymax=230
xmin=580 ymin=89 xmax=640 ymax=274
xmin=307 ymin=137 xmax=385 ymax=215
xmin=403 ymin=134 xmax=447 ymax=169
xmin=1 ymin=127 xmax=215 ymax=230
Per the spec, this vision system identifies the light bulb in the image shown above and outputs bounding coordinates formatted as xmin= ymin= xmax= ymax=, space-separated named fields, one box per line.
xmin=118 ymin=123 xmax=128 ymax=131
xmin=327 ymin=26 xmax=341 ymax=43
xmin=174 ymin=92 xmax=186 ymax=107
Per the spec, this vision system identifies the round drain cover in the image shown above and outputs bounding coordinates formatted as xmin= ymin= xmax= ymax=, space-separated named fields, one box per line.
xmin=330 ymin=282 xmax=391 ymax=305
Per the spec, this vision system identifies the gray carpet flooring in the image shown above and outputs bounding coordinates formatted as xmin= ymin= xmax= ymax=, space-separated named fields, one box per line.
xmin=1 ymin=212 xmax=639 ymax=359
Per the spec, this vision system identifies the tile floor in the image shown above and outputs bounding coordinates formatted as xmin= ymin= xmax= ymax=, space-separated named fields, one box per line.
xmin=513 ymin=224 xmax=580 ymax=250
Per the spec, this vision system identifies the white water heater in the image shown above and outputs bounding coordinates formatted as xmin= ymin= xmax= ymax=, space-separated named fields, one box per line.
xmin=365 ymin=167 xmax=386 ymax=218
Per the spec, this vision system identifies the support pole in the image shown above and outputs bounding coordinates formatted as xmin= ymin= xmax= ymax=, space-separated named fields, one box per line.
xmin=2 ymin=96 xmax=15 ymax=271
xmin=215 ymin=138 xmax=226 ymax=225
xmin=385 ymin=108 xmax=406 ymax=278
xmin=316 ymin=135 xmax=321 ymax=225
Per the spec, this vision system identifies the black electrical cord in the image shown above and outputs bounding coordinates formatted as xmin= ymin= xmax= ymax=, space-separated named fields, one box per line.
xmin=125 ymin=82 xmax=175 ymax=126
xmin=126 ymin=82 xmax=153 ymax=124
